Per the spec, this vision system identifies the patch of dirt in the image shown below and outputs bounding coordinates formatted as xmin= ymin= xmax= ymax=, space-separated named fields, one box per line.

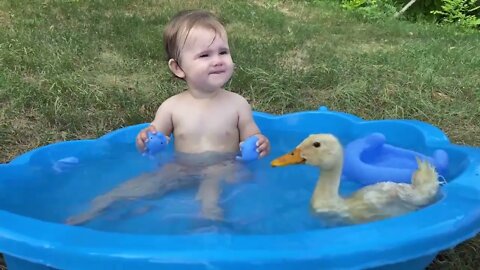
xmin=277 ymin=40 xmax=315 ymax=72
xmin=0 ymin=9 xmax=11 ymax=27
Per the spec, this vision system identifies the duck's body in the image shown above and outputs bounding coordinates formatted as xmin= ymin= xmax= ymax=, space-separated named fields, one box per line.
xmin=271 ymin=134 xmax=440 ymax=224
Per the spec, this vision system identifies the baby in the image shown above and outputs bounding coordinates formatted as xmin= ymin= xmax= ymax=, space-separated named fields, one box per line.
xmin=67 ymin=10 xmax=270 ymax=225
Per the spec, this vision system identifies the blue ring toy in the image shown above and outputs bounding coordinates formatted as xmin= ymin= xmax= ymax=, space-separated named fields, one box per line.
xmin=343 ymin=132 xmax=449 ymax=185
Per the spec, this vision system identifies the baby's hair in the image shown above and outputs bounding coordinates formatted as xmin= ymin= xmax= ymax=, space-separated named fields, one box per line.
xmin=163 ymin=10 xmax=226 ymax=63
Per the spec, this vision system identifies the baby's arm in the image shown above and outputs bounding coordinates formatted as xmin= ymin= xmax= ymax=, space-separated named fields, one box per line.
xmin=150 ymin=99 xmax=174 ymax=136
xmin=136 ymin=98 xmax=174 ymax=152
xmin=237 ymin=97 xmax=270 ymax=157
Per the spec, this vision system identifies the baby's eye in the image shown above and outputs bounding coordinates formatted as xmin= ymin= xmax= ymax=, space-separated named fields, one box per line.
xmin=199 ymin=53 xmax=209 ymax=58
xmin=220 ymin=50 xmax=229 ymax=55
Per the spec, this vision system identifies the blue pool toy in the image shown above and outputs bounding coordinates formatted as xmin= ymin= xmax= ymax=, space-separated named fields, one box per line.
xmin=1 ymin=109 xmax=480 ymax=270
xmin=143 ymin=132 xmax=168 ymax=157
xmin=343 ymin=133 xmax=449 ymax=185
xmin=236 ymin=136 xmax=259 ymax=161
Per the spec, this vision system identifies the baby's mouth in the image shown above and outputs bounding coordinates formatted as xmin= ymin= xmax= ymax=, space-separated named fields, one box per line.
xmin=209 ymin=70 xmax=225 ymax=75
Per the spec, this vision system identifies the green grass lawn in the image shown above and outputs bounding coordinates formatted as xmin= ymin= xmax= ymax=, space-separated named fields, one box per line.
xmin=1 ymin=0 xmax=479 ymax=268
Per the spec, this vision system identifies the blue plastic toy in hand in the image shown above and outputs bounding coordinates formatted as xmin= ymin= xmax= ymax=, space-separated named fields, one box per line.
xmin=144 ymin=132 xmax=168 ymax=157
xmin=237 ymin=136 xmax=259 ymax=161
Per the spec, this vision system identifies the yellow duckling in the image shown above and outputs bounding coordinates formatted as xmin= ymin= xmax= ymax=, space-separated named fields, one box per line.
xmin=271 ymin=134 xmax=441 ymax=224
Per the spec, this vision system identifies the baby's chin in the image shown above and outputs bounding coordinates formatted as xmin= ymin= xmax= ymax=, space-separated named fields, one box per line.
xmin=207 ymin=76 xmax=231 ymax=89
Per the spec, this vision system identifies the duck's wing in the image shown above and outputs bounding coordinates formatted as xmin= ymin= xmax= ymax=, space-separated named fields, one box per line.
xmin=358 ymin=180 xmax=438 ymax=208
xmin=349 ymin=182 xmax=412 ymax=204
xmin=346 ymin=182 xmax=418 ymax=222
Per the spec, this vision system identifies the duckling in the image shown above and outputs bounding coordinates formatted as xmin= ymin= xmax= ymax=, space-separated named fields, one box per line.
xmin=271 ymin=134 xmax=441 ymax=224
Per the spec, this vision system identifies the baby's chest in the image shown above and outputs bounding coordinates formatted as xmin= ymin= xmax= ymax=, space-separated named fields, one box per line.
xmin=173 ymin=107 xmax=238 ymax=131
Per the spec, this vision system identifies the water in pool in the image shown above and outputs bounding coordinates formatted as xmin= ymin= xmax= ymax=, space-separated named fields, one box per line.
xmin=0 ymin=131 xmax=365 ymax=235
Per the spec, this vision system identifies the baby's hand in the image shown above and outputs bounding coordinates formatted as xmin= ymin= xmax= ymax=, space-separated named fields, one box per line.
xmin=135 ymin=125 xmax=163 ymax=153
xmin=255 ymin=134 xmax=270 ymax=158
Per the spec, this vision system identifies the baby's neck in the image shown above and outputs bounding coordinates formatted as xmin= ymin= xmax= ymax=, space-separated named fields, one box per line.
xmin=187 ymin=88 xmax=223 ymax=100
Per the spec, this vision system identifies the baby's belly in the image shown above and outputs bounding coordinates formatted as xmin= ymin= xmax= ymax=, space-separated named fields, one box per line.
xmin=173 ymin=134 xmax=239 ymax=154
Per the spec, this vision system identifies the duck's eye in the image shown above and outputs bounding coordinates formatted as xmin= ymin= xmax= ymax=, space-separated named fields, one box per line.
xmin=313 ymin=142 xmax=321 ymax=148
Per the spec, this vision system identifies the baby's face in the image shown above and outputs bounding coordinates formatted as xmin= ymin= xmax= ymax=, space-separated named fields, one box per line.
xmin=178 ymin=26 xmax=234 ymax=92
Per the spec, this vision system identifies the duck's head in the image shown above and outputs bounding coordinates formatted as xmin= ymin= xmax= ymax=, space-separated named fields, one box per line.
xmin=271 ymin=134 xmax=343 ymax=170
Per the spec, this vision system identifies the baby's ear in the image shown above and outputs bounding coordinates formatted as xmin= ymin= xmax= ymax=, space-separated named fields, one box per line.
xmin=168 ymin=59 xmax=185 ymax=79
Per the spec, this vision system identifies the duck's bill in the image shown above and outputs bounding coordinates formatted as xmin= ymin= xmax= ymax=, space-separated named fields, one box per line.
xmin=271 ymin=148 xmax=306 ymax=167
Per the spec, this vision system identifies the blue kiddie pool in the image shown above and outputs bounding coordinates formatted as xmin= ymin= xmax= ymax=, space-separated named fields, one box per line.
xmin=1 ymin=107 xmax=480 ymax=270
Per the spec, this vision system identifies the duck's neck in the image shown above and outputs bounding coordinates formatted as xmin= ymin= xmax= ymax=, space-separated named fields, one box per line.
xmin=312 ymin=162 xmax=343 ymax=206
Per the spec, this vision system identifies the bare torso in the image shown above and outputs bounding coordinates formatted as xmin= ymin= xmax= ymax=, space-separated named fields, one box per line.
xmin=66 ymin=90 xmax=262 ymax=224
xmin=161 ymin=90 xmax=250 ymax=154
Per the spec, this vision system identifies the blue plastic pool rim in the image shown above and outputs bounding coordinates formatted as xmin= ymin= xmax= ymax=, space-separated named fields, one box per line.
xmin=1 ymin=108 xmax=480 ymax=269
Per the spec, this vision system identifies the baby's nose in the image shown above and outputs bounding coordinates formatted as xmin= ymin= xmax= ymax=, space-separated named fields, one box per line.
xmin=213 ymin=55 xmax=224 ymax=66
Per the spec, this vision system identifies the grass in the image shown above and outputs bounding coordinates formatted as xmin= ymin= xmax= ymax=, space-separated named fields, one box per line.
xmin=1 ymin=0 xmax=479 ymax=268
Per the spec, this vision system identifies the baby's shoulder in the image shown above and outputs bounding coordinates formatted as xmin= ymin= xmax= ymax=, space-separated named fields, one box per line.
xmin=222 ymin=90 xmax=249 ymax=104
xmin=154 ymin=93 xmax=185 ymax=115
xmin=161 ymin=92 xmax=186 ymax=106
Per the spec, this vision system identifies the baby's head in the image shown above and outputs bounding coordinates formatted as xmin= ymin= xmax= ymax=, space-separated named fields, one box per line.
xmin=164 ymin=10 xmax=226 ymax=63
xmin=163 ymin=10 xmax=234 ymax=91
